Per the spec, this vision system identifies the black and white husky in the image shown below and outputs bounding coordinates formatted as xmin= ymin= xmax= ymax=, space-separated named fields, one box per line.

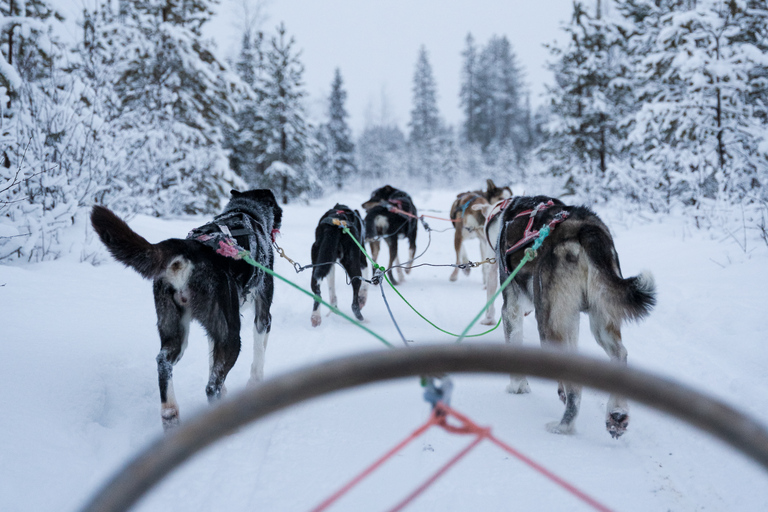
xmin=310 ymin=204 xmax=369 ymax=327
xmin=484 ymin=195 xmax=656 ymax=438
xmin=361 ymin=185 xmax=418 ymax=285
xmin=90 ymin=189 xmax=282 ymax=431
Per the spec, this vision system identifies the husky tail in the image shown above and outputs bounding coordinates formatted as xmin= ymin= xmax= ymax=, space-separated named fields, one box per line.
xmin=91 ymin=205 xmax=167 ymax=279
xmin=579 ymin=224 xmax=657 ymax=323
xmin=311 ymin=224 xmax=341 ymax=282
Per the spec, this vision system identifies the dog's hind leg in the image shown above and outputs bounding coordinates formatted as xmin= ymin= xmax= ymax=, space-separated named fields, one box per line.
xmin=344 ymin=257 xmax=365 ymax=321
xmin=385 ymin=237 xmax=401 ymax=285
xmin=153 ymin=280 xmax=191 ymax=431
xmin=369 ymin=239 xmax=381 ymax=264
xmin=480 ymin=260 xmax=498 ymax=326
xmin=358 ymin=262 xmax=369 ymax=309
xmin=200 ymin=280 xmax=241 ymax=401
xmin=537 ymin=303 xmax=582 ymax=435
xmin=310 ymin=270 xmax=323 ymax=327
xmin=327 ymin=265 xmax=338 ymax=311
xmin=449 ymin=225 xmax=463 ymax=282
xmin=249 ymin=278 xmax=274 ymax=385
xmin=500 ymin=282 xmax=531 ymax=394
xmin=405 ymin=226 xmax=416 ymax=275
xmin=589 ymin=312 xmax=630 ymax=438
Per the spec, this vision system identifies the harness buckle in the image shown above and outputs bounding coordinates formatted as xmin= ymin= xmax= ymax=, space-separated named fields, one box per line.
xmin=423 ymin=374 xmax=454 ymax=408
xmin=371 ymin=268 xmax=385 ymax=286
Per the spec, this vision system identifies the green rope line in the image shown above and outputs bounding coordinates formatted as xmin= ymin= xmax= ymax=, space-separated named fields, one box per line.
xmin=342 ymin=225 xmax=507 ymax=339
xmin=382 ymin=272 xmax=502 ymax=337
xmin=238 ymin=251 xmax=394 ymax=349
xmin=456 ymin=226 xmax=551 ymax=342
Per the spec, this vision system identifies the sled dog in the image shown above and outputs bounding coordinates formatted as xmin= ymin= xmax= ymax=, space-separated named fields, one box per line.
xmin=361 ymin=185 xmax=418 ymax=285
xmin=91 ymin=189 xmax=282 ymax=431
xmin=492 ymin=195 xmax=655 ymax=438
xmin=448 ymin=180 xmax=512 ymax=324
xmin=310 ymin=204 xmax=369 ymax=326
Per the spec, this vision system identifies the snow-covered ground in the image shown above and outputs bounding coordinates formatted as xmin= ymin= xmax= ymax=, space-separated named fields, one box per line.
xmin=2 ymin=188 xmax=768 ymax=512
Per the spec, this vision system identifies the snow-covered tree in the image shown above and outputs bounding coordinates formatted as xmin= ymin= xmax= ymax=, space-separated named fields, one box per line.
xmin=460 ymin=33 xmax=481 ymax=145
xmin=408 ymin=45 xmax=443 ymax=182
xmin=319 ymin=68 xmax=356 ymax=190
xmin=92 ymin=0 xmax=242 ymax=215
xmin=409 ymin=45 xmax=440 ymax=144
xmin=259 ymin=22 xmax=313 ymax=203
xmin=356 ymin=124 xmax=407 ymax=184
xmin=540 ymin=1 xmax=633 ymax=201
xmin=225 ymin=28 xmax=268 ymax=185
xmin=623 ymin=0 xmax=768 ymax=208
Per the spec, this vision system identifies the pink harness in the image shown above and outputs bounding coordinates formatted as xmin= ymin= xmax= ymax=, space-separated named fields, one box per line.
xmin=504 ymin=200 xmax=570 ymax=256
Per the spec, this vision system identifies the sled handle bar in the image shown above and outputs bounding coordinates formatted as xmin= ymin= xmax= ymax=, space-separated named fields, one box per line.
xmin=79 ymin=344 xmax=768 ymax=512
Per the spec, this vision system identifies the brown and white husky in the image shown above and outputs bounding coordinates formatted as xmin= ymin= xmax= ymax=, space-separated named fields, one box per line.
xmin=483 ymin=195 xmax=656 ymax=438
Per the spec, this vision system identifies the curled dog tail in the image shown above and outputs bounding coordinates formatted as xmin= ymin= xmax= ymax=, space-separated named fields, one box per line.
xmin=90 ymin=205 xmax=166 ymax=280
xmin=579 ymin=224 xmax=657 ymax=323
xmin=312 ymin=225 xmax=341 ymax=281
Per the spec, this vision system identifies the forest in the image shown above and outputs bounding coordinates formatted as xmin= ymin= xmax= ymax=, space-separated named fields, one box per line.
xmin=0 ymin=0 xmax=767 ymax=262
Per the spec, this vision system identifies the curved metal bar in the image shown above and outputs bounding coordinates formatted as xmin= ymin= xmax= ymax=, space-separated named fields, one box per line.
xmin=79 ymin=344 xmax=768 ymax=512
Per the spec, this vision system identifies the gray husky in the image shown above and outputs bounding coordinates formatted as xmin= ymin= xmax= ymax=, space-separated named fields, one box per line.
xmin=484 ymin=195 xmax=656 ymax=438
xmin=91 ymin=189 xmax=282 ymax=430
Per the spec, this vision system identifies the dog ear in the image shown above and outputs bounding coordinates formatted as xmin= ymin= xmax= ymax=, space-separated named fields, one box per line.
xmin=259 ymin=189 xmax=282 ymax=229
xmin=230 ymin=189 xmax=242 ymax=197
xmin=486 ymin=179 xmax=497 ymax=192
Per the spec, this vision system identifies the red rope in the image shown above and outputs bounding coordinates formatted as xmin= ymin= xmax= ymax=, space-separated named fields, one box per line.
xmin=385 ymin=435 xmax=485 ymax=512
xmin=439 ymin=403 xmax=615 ymax=512
xmin=420 ymin=212 xmax=460 ymax=223
xmin=308 ymin=402 xmax=615 ymax=512
xmin=309 ymin=411 xmax=441 ymax=512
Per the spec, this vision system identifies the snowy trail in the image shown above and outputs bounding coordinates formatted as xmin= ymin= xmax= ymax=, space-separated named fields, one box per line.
xmin=1 ymin=188 xmax=768 ymax=511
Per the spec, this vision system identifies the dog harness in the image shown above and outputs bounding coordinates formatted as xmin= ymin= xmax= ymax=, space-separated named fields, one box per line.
xmin=484 ymin=197 xmax=514 ymax=248
xmin=186 ymin=210 xmax=269 ymax=295
xmin=457 ymin=193 xmax=483 ymax=219
xmin=504 ymin=200 xmax=570 ymax=257
xmin=321 ymin=207 xmax=365 ymax=241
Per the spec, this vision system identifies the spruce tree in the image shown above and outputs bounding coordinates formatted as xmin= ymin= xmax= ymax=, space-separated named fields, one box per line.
xmin=623 ymin=0 xmax=768 ymax=207
xmin=409 ymin=45 xmax=440 ymax=144
xmin=226 ymin=28 xmax=268 ymax=185
xmin=325 ymin=68 xmax=356 ymax=189
xmin=260 ymin=22 xmax=313 ymax=203
xmin=459 ymin=33 xmax=481 ymax=144
xmin=540 ymin=1 xmax=632 ymax=201
xmin=408 ymin=45 xmax=441 ymax=182
xmin=89 ymin=0 xmax=242 ymax=215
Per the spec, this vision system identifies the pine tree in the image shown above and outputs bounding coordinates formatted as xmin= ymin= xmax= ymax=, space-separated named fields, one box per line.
xmin=409 ymin=45 xmax=440 ymax=144
xmin=459 ymin=33 xmax=481 ymax=144
xmin=0 ymin=0 xmax=64 ymax=98
xmin=408 ymin=45 xmax=442 ymax=183
xmin=225 ymin=28 xmax=268 ymax=185
xmin=260 ymin=22 xmax=313 ymax=203
xmin=623 ymin=0 xmax=768 ymax=207
xmin=95 ymin=0 xmax=242 ymax=215
xmin=540 ymin=1 xmax=632 ymax=201
xmin=324 ymin=68 xmax=356 ymax=189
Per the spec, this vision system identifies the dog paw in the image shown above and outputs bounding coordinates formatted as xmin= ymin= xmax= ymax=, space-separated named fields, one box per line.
xmin=449 ymin=271 xmax=459 ymax=282
xmin=462 ymin=266 xmax=471 ymax=276
xmin=606 ymin=411 xmax=629 ymax=439
xmin=506 ymin=379 xmax=531 ymax=394
xmin=546 ymin=421 xmax=576 ymax=435
xmin=161 ymin=407 xmax=180 ymax=431
xmin=311 ymin=313 xmax=321 ymax=327
xmin=479 ymin=316 xmax=495 ymax=326
xmin=557 ymin=383 xmax=567 ymax=404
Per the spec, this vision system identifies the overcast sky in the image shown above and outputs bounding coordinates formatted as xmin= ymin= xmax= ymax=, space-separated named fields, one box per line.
xmin=208 ymin=0 xmax=572 ymax=134
xmin=60 ymin=0 xmax=573 ymax=135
